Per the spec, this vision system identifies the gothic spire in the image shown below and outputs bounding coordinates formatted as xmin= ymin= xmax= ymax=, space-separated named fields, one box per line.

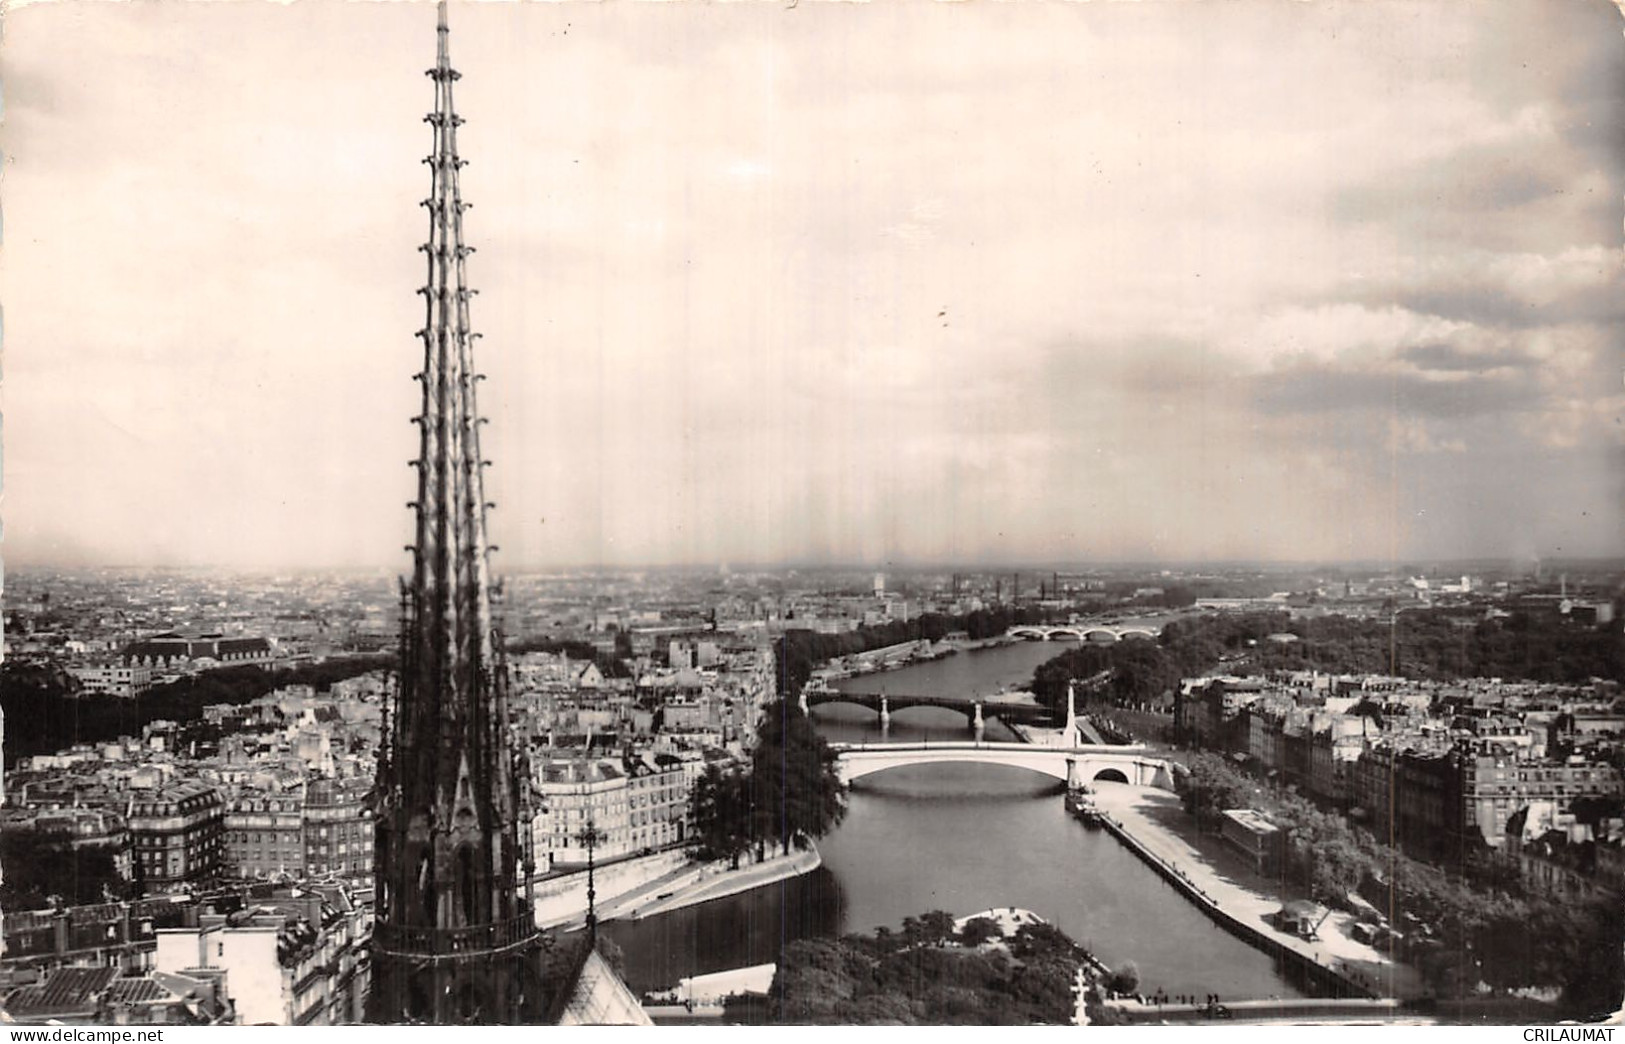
xmin=412 ymin=0 xmax=493 ymax=702
xmin=371 ymin=2 xmax=542 ymax=1023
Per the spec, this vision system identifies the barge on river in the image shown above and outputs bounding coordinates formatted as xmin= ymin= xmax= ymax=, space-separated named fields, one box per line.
xmin=1067 ymin=786 xmax=1106 ymax=827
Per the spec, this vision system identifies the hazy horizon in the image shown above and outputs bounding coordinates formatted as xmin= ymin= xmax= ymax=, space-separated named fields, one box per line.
xmin=6 ymin=0 xmax=1623 ymax=572
xmin=7 ymin=554 xmax=1623 ymax=583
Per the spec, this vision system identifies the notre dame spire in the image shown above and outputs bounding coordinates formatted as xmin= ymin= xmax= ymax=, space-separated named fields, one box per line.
xmin=369 ymin=0 xmax=543 ymax=1023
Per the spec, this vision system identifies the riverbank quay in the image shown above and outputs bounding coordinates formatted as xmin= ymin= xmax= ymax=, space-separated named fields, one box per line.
xmin=1008 ymin=717 xmax=1110 ymax=746
xmin=534 ymin=848 xmax=690 ymax=928
xmin=1102 ymin=996 xmax=1412 ymax=1024
xmin=1090 ymin=784 xmax=1428 ymax=1002
xmin=628 ymin=845 xmax=821 ymax=920
xmin=539 ymin=844 xmax=822 ymax=930
xmin=646 ymin=962 xmax=776 ymax=1009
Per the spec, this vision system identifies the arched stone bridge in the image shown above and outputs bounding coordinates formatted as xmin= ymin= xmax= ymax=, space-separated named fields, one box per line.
xmin=801 ymin=688 xmax=1052 ymax=728
xmin=830 ymin=741 xmax=1176 ymax=790
xmin=1007 ymin=625 xmax=1161 ymax=642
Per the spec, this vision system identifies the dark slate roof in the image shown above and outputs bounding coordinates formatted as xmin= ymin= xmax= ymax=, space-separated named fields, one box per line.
xmin=3 ymin=966 xmax=118 ymax=1017
xmin=105 ymin=978 xmax=171 ymax=1005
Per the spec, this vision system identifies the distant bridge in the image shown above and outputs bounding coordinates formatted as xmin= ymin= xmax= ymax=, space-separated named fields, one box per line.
xmin=1007 ymin=625 xmax=1161 ymax=642
xmin=801 ymin=688 xmax=1052 ymax=728
xmin=830 ymin=741 xmax=1176 ymax=789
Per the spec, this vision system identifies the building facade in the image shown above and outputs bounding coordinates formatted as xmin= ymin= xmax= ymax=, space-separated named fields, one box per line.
xmin=532 ymin=753 xmax=692 ymax=870
xmin=127 ymin=782 xmax=226 ymax=894
xmin=302 ymin=779 xmax=373 ymax=887
xmin=223 ymin=792 xmax=306 ymax=882
xmin=153 ymin=890 xmax=368 ymax=1025
xmin=71 ymin=664 xmax=155 ymax=699
xmin=123 ymin=634 xmax=274 ymax=670
xmin=1457 ymin=751 xmax=1623 ymax=848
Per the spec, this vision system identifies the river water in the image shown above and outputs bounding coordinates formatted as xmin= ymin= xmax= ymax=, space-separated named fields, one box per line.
xmin=603 ymin=639 xmax=1302 ymax=1001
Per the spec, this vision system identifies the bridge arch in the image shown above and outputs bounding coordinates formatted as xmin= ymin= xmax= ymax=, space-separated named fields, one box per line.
xmin=804 ymin=695 xmax=888 ymax=716
xmin=832 ymin=743 xmax=1174 ymax=791
xmin=1005 ymin=623 xmax=1166 ymax=644
xmin=886 ymin=703 xmax=973 ymax=725
xmin=840 ymin=750 xmax=1072 ymax=785
xmin=844 ymin=758 xmax=1072 ymax=787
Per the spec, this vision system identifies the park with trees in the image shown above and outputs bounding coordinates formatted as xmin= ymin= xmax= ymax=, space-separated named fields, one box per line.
xmin=687 ymin=699 xmax=847 ymax=868
xmin=733 ymin=910 xmax=1092 ymax=1024
xmin=1175 ymin=749 xmax=1624 ymax=1018
xmin=0 ymin=654 xmax=391 ymax=769
xmin=0 ymin=831 xmax=128 ymax=911
xmin=1016 ymin=606 xmax=1624 ymax=1019
xmin=1027 ymin=607 xmax=1624 ymax=722
xmin=773 ymin=605 xmax=1057 ymax=698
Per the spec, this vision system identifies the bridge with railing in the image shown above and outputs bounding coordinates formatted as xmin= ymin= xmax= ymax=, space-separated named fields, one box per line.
xmin=799 ymin=687 xmax=1053 ymax=733
xmin=1007 ymin=624 xmax=1161 ymax=642
xmin=830 ymin=740 xmax=1176 ymax=789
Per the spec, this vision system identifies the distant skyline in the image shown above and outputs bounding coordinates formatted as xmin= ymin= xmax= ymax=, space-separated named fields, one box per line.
xmin=5 ymin=0 xmax=1623 ymax=572
xmin=6 ymin=555 xmax=1624 ymax=582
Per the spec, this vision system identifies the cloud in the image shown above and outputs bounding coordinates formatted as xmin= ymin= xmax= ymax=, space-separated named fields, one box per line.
xmin=1337 ymin=247 xmax=1625 ymax=330
xmin=3 ymin=0 xmax=1622 ymax=569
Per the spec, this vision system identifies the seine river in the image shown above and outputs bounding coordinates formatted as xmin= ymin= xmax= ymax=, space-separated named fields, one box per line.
xmin=603 ymin=638 xmax=1302 ymax=1001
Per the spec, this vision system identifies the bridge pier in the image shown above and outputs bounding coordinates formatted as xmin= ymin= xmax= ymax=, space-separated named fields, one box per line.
xmin=1065 ymin=756 xmax=1080 ymax=790
xmin=972 ymin=701 xmax=984 ymax=741
xmin=879 ymin=696 xmax=890 ymax=734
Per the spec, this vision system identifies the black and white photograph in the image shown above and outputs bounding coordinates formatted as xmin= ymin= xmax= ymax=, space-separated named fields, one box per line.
xmin=1 ymin=0 xmax=1622 ymax=1027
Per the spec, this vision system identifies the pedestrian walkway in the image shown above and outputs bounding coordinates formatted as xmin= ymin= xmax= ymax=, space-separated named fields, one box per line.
xmin=539 ymin=845 xmax=823 ymax=930
xmin=1105 ymin=996 xmax=1409 ymax=1024
xmin=592 ymin=861 xmax=710 ymax=924
xmin=629 ymin=846 xmax=821 ymax=920
xmin=535 ymin=849 xmax=691 ymax=929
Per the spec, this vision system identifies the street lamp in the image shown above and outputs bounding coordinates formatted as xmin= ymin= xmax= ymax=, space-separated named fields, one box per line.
xmin=576 ymin=817 xmax=604 ymax=941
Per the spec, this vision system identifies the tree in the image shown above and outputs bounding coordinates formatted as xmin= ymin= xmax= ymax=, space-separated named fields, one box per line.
xmin=1175 ymin=751 xmax=1254 ymax=828
xmin=1305 ymin=834 xmax=1366 ymax=905
xmin=1161 ymin=585 xmax=1197 ymax=609
xmin=1104 ymin=960 xmax=1140 ymax=996
xmin=1 ymin=655 xmax=389 ymax=769
xmin=0 ymin=833 xmax=127 ymax=910
xmin=957 ymin=916 xmax=1004 ymax=948
xmin=770 ymin=914 xmax=1093 ymax=1024
xmin=750 ymin=700 xmax=847 ymax=855
xmin=1008 ymin=921 xmax=1080 ymax=962
xmin=688 ymin=764 xmax=753 ymax=869
xmin=918 ymin=910 xmax=957 ymax=947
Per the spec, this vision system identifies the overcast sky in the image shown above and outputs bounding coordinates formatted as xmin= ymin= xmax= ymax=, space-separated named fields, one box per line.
xmin=5 ymin=0 xmax=1623 ymax=572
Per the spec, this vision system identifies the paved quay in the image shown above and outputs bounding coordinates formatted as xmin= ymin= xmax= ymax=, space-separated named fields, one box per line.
xmin=1089 ymin=783 xmax=1428 ymax=1002
xmin=540 ymin=845 xmax=821 ymax=930
xmin=1103 ymin=996 xmax=1417 ymax=1025
xmin=626 ymin=845 xmax=821 ymax=920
